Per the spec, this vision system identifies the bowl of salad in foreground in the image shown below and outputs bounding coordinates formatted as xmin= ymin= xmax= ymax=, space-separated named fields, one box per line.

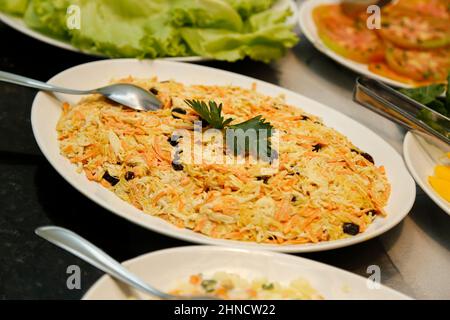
xmin=0 ymin=0 xmax=298 ymax=62
xmin=83 ymin=246 xmax=411 ymax=300
xmin=31 ymin=59 xmax=415 ymax=253
xmin=299 ymin=0 xmax=450 ymax=88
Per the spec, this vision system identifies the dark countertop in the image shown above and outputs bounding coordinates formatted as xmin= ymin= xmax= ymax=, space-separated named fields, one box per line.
xmin=0 ymin=22 xmax=448 ymax=300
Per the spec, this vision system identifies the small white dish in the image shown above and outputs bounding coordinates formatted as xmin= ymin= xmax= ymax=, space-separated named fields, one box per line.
xmin=83 ymin=246 xmax=411 ymax=300
xmin=403 ymin=132 xmax=450 ymax=216
xmin=298 ymin=0 xmax=413 ymax=89
xmin=31 ymin=58 xmax=416 ymax=253
xmin=0 ymin=0 xmax=297 ymax=61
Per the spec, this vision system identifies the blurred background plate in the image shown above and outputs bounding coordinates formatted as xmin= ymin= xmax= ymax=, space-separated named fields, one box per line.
xmin=298 ymin=0 xmax=413 ymax=89
xmin=83 ymin=246 xmax=411 ymax=300
xmin=0 ymin=0 xmax=298 ymax=62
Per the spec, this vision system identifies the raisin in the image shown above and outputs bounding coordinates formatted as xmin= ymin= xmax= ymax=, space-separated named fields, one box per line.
xmin=171 ymin=161 xmax=184 ymax=171
xmin=149 ymin=87 xmax=159 ymax=95
xmin=124 ymin=171 xmax=135 ymax=181
xmin=167 ymin=135 xmax=180 ymax=147
xmin=300 ymin=115 xmax=310 ymax=121
xmin=171 ymin=108 xmax=187 ymax=119
xmin=256 ymin=176 xmax=270 ymax=184
xmin=351 ymin=148 xmax=375 ymax=164
xmin=291 ymin=196 xmax=297 ymax=202
xmin=312 ymin=143 xmax=324 ymax=152
xmin=103 ymin=172 xmax=120 ymax=186
xmin=343 ymin=223 xmax=360 ymax=236
xmin=361 ymin=152 xmax=375 ymax=164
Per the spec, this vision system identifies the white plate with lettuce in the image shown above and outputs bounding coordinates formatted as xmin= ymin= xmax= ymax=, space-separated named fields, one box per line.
xmin=0 ymin=0 xmax=298 ymax=62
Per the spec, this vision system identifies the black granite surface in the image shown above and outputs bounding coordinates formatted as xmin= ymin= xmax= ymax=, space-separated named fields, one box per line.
xmin=0 ymin=23 xmax=408 ymax=300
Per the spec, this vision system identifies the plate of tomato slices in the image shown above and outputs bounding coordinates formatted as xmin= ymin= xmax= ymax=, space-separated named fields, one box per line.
xmin=299 ymin=0 xmax=450 ymax=88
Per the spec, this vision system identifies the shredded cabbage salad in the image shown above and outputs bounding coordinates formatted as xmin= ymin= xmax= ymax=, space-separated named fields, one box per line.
xmin=56 ymin=77 xmax=390 ymax=244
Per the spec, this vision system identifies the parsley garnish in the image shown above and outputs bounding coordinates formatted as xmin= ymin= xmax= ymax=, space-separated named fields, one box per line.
xmin=185 ymin=99 xmax=275 ymax=160
xmin=184 ymin=100 xmax=233 ymax=129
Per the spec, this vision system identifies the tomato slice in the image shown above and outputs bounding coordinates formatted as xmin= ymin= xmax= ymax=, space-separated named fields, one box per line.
xmin=368 ymin=63 xmax=440 ymax=86
xmin=388 ymin=0 xmax=450 ymax=19
xmin=385 ymin=46 xmax=450 ymax=82
xmin=313 ymin=4 xmax=384 ymax=64
xmin=378 ymin=11 xmax=450 ymax=49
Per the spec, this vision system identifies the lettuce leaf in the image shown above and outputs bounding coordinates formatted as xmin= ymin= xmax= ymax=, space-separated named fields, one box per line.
xmin=1 ymin=0 xmax=299 ymax=62
xmin=224 ymin=0 xmax=275 ymax=19
xmin=180 ymin=7 xmax=298 ymax=62
xmin=140 ymin=15 xmax=191 ymax=58
xmin=170 ymin=0 xmax=243 ymax=31
xmin=0 ymin=0 xmax=29 ymax=15
xmin=23 ymin=0 xmax=72 ymax=39
xmin=69 ymin=0 xmax=151 ymax=58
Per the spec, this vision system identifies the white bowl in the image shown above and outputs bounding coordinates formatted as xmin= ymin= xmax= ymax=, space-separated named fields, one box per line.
xmin=83 ymin=246 xmax=411 ymax=300
xmin=403 ymin=132 xmax=450 ymax=216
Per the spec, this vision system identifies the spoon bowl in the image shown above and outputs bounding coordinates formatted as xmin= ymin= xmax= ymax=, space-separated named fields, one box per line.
xmin=95 ymin=83 xmax=162 ymax=111
xmin=0 ymin=70 xmax=162 ymax=111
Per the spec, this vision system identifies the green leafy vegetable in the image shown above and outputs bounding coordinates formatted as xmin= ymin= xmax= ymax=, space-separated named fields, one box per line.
xmin=224 ymin=0 xmax=275 ymax=19
xmin=0 ymin=0 xmax=298 ymax=62
xmin=0 ymin=0 xmax=28 ymax=15
xmin=399 ymin=72 xmax=450 ymax=139
xmin=228 ymin=115 xmax=274 ymax=159
xmin=184 ymin=99 xmax=233 ymax=129
xmin=170 ymin=0 xmax=243 ymax=31
xmin=179 ymin=6 xmax=298 ymax=63
xmin=185 ymin=99 xmax=274 ymax=160
xmin=399 ymin=84 xmax=446 ymax=105
xmin=23 ymin=0 xmax=72 ymax=39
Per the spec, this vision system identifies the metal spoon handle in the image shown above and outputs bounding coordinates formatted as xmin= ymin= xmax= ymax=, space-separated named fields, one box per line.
xmin=35 ymin=226 xmax=173 ymax=299
xmin=0 ymin=71 xmax=92 ymax=95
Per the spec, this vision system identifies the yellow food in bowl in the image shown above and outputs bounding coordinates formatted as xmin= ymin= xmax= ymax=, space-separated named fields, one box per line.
xmin=429 ymin=153 xmax=450 ymax=202
xmin=170 ymin=272 xmax=324 ymax=300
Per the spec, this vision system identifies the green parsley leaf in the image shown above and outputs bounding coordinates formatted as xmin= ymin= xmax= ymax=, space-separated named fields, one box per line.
xmin=227 ymin=116 xmax=275 ymax=159
xmin=185 ymin=100 xmax=275 ymax=161
xmin=184 ymin=99 xmax=233 ymax=129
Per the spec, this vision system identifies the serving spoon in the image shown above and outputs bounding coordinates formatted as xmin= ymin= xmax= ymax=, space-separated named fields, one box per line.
xmin=35 ymin=226 xmax=217 ymax=300
xmin=0 ymin=70 xmax=162 ymax=111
